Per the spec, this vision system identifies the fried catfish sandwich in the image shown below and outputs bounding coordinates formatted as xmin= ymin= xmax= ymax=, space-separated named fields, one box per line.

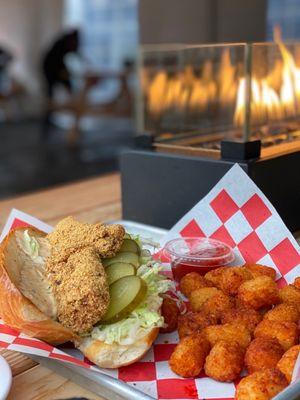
xmin=0 ymin=217 xmax=172 ymax=368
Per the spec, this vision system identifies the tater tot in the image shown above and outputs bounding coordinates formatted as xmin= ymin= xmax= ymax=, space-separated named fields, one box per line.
xmin=169 ymin=333 xmax=210 ymax=378
xmin=279 ymin=285 xmax=300 ymax=312
xmin=201 ymin=291 xmax=235 ymax=319
xmin=204 ymin=323 xmax=251 ymax=349
xmin=238 ymin=276 xmax=279 ymax=310
xmin=245 ymin=264 xmax=276 ymax=280
xmin=204 ymin=266 xmax=229 ymax=288
xmin=177 ymin=312 xmax=217 ymax=339
xmin=254 ymin=319 xmax=299 ymax=351
xmin=245 ymin=337 xmax=284 ymax=374
xmin=221 ymin=306 xmax=262 ymax=334
xmin=219 ymin=267 xmax=252 ymax=295
xmin=277 ymin=345 xmax=300 ymax=382
xmin=235 ymin=368 xmax=288 ymax=400
xmin=293 ymin=277 xmax=300 ymax=290
xmin=263 ymin=303 xmax=299 ymax=324
xmin=160 ymin=297 xmax=179 ymax=333
xmin=204 ymin=340 xmax=244 ymax=382
xmin=189 ymin=287 xmax=220 ymax=312
xmin=179 ymin=272 xmax=212 ymax=298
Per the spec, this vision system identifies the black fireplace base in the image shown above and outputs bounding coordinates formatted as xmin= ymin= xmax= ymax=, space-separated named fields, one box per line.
xmin=120 ymin=149 xmax=300 ymax=232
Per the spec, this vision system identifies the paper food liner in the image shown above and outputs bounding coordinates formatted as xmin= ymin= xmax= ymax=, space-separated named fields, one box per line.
xmin=0 ymin=164 xmax=299 ymax=399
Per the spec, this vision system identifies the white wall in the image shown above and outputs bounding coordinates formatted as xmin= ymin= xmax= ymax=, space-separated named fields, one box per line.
xmin=0 ymin=0 xmax=63 ymax=97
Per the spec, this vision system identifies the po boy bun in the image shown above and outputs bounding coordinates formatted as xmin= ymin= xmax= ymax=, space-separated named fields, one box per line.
xmin=79 ymin=328 xmax=159 ymax=368
xmin=0 ymin=228 xmax=76 ymax=345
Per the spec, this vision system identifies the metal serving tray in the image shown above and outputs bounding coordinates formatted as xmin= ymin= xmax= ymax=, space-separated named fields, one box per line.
xmin=29 ymin=221 xmax=300 ymax=400
xmin=30 ymin=220 xmax=167 ymax=400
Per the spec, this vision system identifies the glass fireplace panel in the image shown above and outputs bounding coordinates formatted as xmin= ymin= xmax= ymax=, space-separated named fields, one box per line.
xmin=137 ymin=34 xmax=300 ymax=156
xmin=138 ymin=43 xmax=247 ymax=142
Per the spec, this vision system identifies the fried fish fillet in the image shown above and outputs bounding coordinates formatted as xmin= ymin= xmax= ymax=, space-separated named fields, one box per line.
xmin=45 ymin=217 xmax=125 ymax=333
xmin=47 ymin=246 xmax=109 ymax=334
xmin=48 ymin=216 xmax=125 ymax=259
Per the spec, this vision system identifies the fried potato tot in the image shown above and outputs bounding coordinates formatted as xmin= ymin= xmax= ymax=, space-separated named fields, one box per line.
xmin=160 ymin=297 xmax=179 ymax=333
xmin=204 ymin=323 xmax=251 ymax=349
xmin=279 ymin=284 xmax=300 ymax=312
xmin=219 ymin=267 xmax=252 ymax=296
xmin=221 ymin=306 xmax=262 ymax=334
xmin=204 ymin=266 xmax=229 ymax=288
xmin=204 ymin=340 xmax=244 ymax=382
xmin=189 ymin=287 xmax=220 ymax=312
xmin=179 ymin=272 xmax=212 ymax=298
xmin=277 ymin=344 xmax=300 ymax=382
xmin=254 ymin=319 xmax=299 ymax=351
xmin=169 ymin=333 xmax=210 ymax=378
xmin=177 ymin=312 xmax=218 ymax=339
xmin=264 ymin=303 xmax=299 ymax=324
xmin=201 ymin=291 xmax=235 ymax=319
xmin=244 ymin=264 xmax=276 ymax=280
xmin=238 ymin=276 xmax=279 ymax=310
xmin=245 ymin=337 xmax=284 ymax=374
xmin=293 ymin=277 xmax=300 ymax=290
xmin=235 ymin=368 xmax=288 ymax=400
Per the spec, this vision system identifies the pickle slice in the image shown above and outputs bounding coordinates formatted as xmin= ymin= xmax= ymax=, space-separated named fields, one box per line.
xmin=124 ymin=233 xmax=131 ymax=239
xmin=101 ymin=276 xmax=147 ymax=324
xmin=106 ymin=262 xmax=136 ymax=286
xmin=119 ymin=239 xmax=140 ymax=255
xmin=103 ymin=252 xmax=139 ymax=268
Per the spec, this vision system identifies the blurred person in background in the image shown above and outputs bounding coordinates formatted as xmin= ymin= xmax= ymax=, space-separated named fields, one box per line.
xmin=0 ymin=46 xmax=13 ymax=96
xmin=42 ymin=28 xmax=79 ymax=100
xmin=0 ymin=45 xmax=25 ymax=121
xmin=41 ymin=28 xmax=80 ymax=140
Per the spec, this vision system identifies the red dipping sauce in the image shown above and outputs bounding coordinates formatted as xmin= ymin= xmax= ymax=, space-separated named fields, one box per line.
xmin=163 ymin=237 xmax=234 ymax=282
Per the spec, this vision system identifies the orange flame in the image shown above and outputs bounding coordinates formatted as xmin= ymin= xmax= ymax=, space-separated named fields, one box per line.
xmin=234 ymin=26 xmax=300 ymax=126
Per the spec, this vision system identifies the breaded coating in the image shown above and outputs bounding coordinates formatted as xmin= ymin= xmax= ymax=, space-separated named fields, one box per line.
xmin=179 ymin=272 xmax=212 ymax=298
xmin=204 ymin=323 xmax=251 ymax=349
xmin=254 ymin=319 xmax=299 ymax=351
xmin=204 ymin=340 xmax=244 ymax=382
xmin=48 ymin=216 xmax=125 ymax=259
xmin=293 ymin=277 xmax=300 ymax=290
xmin=245 ymin=264 xmax=276 ymax=280
xmin=177 ymin=312 xmax=217 ymax=339
xmin=47 ymin=246 xmax=109 ymax=333
xmin=264 ymin=303 xmax=299 ymax=324
xmin=160 ymin=297 xmax=179 ymax=333
xmin=204 ymin=266 xmax=229 ymax=288
xmin=219 ymin=267 xmax=252 ymax=296
xmin=235 ymin=368 xmax=288 ymax=400
xmin=238 ymin=276 xmax=279 ymax=310
xmin=221 ymin=306 xmax=262 ymax=334
xmin=277 ymin=344 xmax=300 ymax=382
xmin=201 ymin=291 xmax=235 ymax=319
xmin=245 ymin=338 xmax=284 ymax=374
xmin=279 ymin=284 xmax=300 ymax=312
xmin=169 ymin=333 xmax=210 ymax=378
xmin=189 ymin=287 xmax=220 ymax=312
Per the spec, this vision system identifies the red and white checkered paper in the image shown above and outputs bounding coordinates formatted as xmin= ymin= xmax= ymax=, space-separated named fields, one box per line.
xmin=0 ymin=164 xmax=299 ymax=400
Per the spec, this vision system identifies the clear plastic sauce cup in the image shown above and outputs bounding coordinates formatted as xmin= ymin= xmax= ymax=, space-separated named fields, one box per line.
xmin=163 ymin=237 xmax=235 ymax=282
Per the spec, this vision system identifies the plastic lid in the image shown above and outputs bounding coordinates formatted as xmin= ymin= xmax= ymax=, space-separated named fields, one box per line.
xmin=164 ymin=237 xmax=234 ymax=266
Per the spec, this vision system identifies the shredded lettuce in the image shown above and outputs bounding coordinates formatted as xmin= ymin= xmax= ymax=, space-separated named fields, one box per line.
xmin=23 ymin=230 xmax=43 ymax=262
xmin=130 ymin=233 xmax=159 ymax=264
xmin=92 ymin=260 xmax=173 ymax=345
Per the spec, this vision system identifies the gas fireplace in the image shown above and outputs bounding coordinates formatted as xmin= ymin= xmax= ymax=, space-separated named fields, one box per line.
xmin=137 ymin=28 xmax=300 ymax=159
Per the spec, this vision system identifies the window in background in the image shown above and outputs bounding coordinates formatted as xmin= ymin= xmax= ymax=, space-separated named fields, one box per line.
xmin=267 ymin=0 xmax=300 ymax=40
xmin=64 ymin=0 xmax=138 ymax=71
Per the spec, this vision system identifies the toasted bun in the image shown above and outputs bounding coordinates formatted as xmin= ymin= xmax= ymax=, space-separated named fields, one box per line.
xmin=79 ymin=328 xmax=159 ymax=368
xmin=0 ymin=227 xmax=77 ymax=345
